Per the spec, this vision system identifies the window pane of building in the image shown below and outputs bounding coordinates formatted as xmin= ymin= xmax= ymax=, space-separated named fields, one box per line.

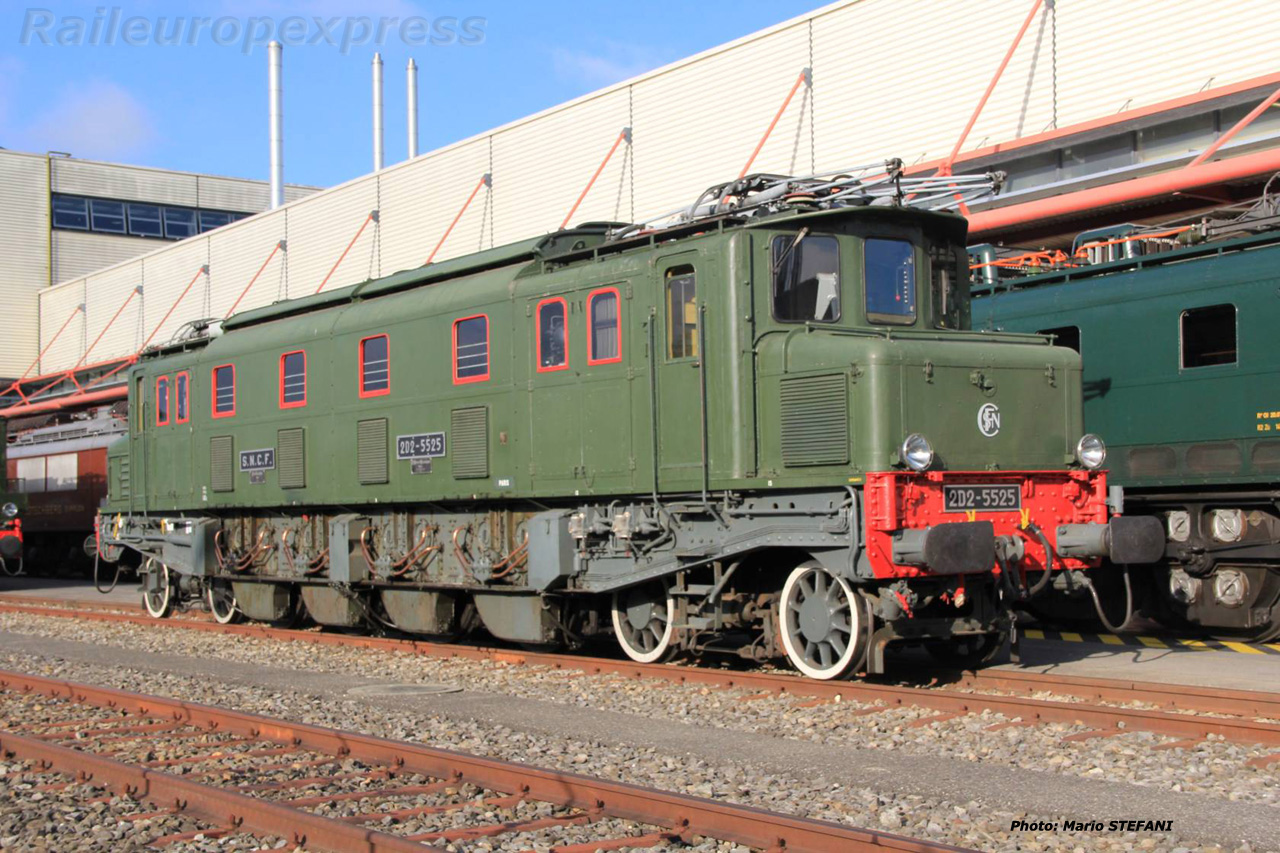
xmin=51 ymin=196 xmax=89 ymax=230
xmin=89 ymin=199 xmax=126 ymax=234
xmin=163 ymin=207 xmax=197 ymax=239
xmin=16 ymin=458 xmax=46 ymax=494
xmin=454 ymin=317 xmax=489 ymax=380
xmin=127 ymin=204 xmax=163 ymax=237
xmin=199 ymin=210 xmax=233 ymax=233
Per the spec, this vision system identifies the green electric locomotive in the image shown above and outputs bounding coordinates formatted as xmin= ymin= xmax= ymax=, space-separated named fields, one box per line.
xmin=96 ymin=169 xmax=1161 ymax=678
xmin=972 ymin=194 xmax=1280 ymax=642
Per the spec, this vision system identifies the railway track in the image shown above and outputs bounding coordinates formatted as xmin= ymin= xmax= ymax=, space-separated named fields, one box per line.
xmin=2 ymin=598 xmax=1280 ymax=761
xmin=0 ymin=668 xmax=961 ymax=853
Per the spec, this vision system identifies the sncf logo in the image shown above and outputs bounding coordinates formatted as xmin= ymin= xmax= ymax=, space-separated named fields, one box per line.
xmin=977 ymin=403 xmax=1001 ymax=438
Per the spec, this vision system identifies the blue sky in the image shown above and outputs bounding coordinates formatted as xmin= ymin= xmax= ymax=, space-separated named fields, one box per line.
xmin=1 ymin=1 xmax=824 ymax=188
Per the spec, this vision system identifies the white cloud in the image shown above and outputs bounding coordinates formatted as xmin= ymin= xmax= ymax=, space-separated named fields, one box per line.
xmin=19 ymin=80 xmax=158 ymax=161
xmin=551 ymin=41 xmax=673 ymax=89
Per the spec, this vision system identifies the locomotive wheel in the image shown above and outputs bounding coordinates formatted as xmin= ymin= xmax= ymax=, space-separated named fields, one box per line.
xmin=779 ymin=563 xmax=866 ymax=680
xmin=206 ymin=579 xmax=241 ymax=625
xmin=0 ymin=557 xmax=23 ymax=578
xmin=611 ymin=580 xmax=677 ymax=663
xmin=924 ymin=631 xmax=1007 ymax=669
xmin=142 ymin=562 xmax=173 ymax=619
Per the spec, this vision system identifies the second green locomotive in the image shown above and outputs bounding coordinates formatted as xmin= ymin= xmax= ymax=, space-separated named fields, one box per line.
xmin=96 ymin=172 xmax=1161 ymax=678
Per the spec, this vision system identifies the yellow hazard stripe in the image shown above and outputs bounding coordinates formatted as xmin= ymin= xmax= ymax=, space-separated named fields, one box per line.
xmin=1023 ymin=628 xmax=1045 ymax=640
xmin=1219 ymin=641 xmax=1264 ymax=654
xmin=1060 ymin=631 xmax=1083 ymax=642
xmin=1176 ymin=639 xmax=1215 ymax=651
xmin=1137 ymin=636 xmax=1168 ymax=648
xmin=1098 ymin=634 xmax=1125 ymax=646
xmin=1021 ymin=630 xmax=1280 ymax=655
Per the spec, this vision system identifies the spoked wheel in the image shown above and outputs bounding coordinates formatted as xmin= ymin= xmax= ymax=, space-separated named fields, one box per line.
xmin=924 ymin=631 xmax=1008 ymax=669
xmin=779 ymin=563 xmax=868 ymax=680
xmin=206 ymin=579 xmax=241 ymax=625
xmin=142 ymin=561 xmax=173 ymax=619
xmin=611 ymin=579 xmax=678 ymax=663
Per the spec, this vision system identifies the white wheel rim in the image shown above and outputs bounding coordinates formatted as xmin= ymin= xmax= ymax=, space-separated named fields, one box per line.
xmin=207 ymin=582 xmax=238 ymax=624
xmin=611 ymin=582 xmax=676 ymax=664
xmin=144 ymin=563 xmax=171 ymax=619
xmin=780 ymin=565 xmax=864 ymax=680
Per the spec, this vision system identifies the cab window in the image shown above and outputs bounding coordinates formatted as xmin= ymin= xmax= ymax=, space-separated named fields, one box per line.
xmin=930 ymin=245 xmax=964 ymax=330
xmin=865 ymin=238 xmax=916 ymax=325
xmin=666 ymin=267 xmax=698 ymax=359
xmin=772 ymin=234 xmax=840 ymax=323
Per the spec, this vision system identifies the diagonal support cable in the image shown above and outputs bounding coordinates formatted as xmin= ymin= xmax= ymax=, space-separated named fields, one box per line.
xmin=225 ymin=240 xmax=285 ymax=318
xmin=426 ymin=174 xmax=491 ymax=265
xmin=139 ymin=265 xmax=208 ymax=353
xmin=561 ymin=128 xmax=631 ymax=229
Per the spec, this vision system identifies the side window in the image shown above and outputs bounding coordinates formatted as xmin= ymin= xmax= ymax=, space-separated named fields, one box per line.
xmin=212 ymin=364 xmax=236 ymax=418
xmin=359 ymin=335 xmax=390 ymax=397
xmin=1039 ymin=325 xmax=1081 ymax=354
xmin=280 ymin=350 xmax=307 ymax=408
xmin=176 ymin=371 xmax=190 ymax=423
xmin=536 ymin=298 xmax=568 ymax=371
xmin=1181 ymin=304 xmax=1236 ymax=368
xmin=588 ymin=287 xmax=622 ymax=364
xmin=666 ymin=267 xmax=698 ymax=359
xmin=46 ymin=453 xmax=78 ymax=493
xmin=453 ymin=315 xmax=490 ymax=383
xmin=865 ymin=238 xmax=917 ymax=325
xmin=772 ymin=234 xmax=840 ymax=323
xmin=155 ymin=376 xmax=170 ymax=426
xmin=930 ymin=245 xmax=964 ymax=330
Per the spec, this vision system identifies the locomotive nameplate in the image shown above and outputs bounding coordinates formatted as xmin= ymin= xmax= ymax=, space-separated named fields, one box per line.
xmin=397 ymin=432 xmax=446 ymax=460
xmin=410 ymin=459 xmax=433 ymax=475
xmin=239 ymin=448 xmax=275 ymax=471
xmin=943 ymin=484 xmax=1020 ymax=512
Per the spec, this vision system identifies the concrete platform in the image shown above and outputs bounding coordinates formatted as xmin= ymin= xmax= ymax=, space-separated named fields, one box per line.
xmin=0 ymin=575 xmax=140 ymax=608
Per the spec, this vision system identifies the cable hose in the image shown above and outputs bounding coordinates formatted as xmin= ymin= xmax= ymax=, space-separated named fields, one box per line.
xmin=93 ymin=549 xmax=122 ymax=595
xmin=1023 ymin=522 xmax=1056 ymax=599
xmin=1083 ymin=567 xmax=1134 ymax=634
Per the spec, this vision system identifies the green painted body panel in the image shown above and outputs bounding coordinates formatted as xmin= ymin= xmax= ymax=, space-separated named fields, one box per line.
xmin=972 ymin=232 xmax=1280 ymax=490
xmin=108 ymin=205 xmax=1083 ymax=516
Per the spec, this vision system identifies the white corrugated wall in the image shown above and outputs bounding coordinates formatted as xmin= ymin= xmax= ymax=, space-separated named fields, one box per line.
xmin=0 ymin=152 xmax=48 ymax=376
xmin=34 ymin=0 xmax=1280 ymax=373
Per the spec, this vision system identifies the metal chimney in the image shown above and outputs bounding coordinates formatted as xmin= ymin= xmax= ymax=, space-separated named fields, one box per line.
xmin=267 ymin=40 xmax=284 ymax=209
xmin=372 ymin=52 xmax=384 ymax=171
xmin=407 ymin=58 xmax=419 ymax=159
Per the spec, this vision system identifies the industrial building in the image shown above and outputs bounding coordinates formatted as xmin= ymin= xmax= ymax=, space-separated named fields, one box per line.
xmin=7 ymin=0 xmax=1280 ymax=412
xmin=0 ymin=150 xmax=318 ymax=378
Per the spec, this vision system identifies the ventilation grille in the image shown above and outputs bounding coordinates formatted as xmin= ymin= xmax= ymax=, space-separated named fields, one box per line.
xmin=112 ymin=455 xmax=131 ymax=500
xmin=451 ymin=407 xmax=489 ymax=479
xmin=357 ymin=418 xmax=389 ymax=485
xmin=278 ymin=428 xmax=306 ymax=489
xmin=210 ymin=436 xmax=233 ymax=493
xmin=780 ymin=374 xmax=848 ymax=467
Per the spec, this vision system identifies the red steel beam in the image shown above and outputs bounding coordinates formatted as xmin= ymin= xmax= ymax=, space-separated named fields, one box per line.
xmin=0 ymin=385 xmax=127 ymax=419
xmin=739 ymin=68 xmax=810 ymax=179
xmin=560 ymin=128 xmax=630 ymax=229
xmin=1188 ymin=84 xmax=1280 ymax=168
xmin=966 ymin=146 xmax=1280 ymax=238
xmin=942 ymin=0 xmax=1044 ymax=174
xmin=425 ymin=174 xmax=491 ymax=265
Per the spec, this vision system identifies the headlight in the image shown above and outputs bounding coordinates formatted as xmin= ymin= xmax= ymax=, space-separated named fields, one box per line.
xmin=1075 ymin=434 xmax=1106 ymax=470
xmin=2 ymin=503 xmax=16 ymax=519
xmin=901 ymin=433 xmax=934 ymax=472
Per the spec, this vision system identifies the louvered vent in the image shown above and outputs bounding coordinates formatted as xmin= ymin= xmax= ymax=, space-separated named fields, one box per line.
xmin=278 ymin=428 xmax=306 ymax=489
xmin=116 ymin=456 xmax=131 ymax=499
xmin=780 ymin=374 xmax=849 ymax=467
xmin=210 ymin=436 xmax=233 ymax=492
xmin=357 ymin=418 xmax=389 ymax=484
xmin=450 ymin=407 xmax=489 ymax=479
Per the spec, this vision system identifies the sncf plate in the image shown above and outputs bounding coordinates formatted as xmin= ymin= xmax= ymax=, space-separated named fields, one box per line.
xmin=943 ymin=484 xmax=1021 ymax=512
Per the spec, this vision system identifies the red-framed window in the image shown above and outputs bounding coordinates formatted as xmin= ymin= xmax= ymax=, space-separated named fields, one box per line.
xmin=359 ymin=334 xmax=390 ymax=397
xmin=587 ymin=286 xmax=622 ymax=364
xmin=175 ymin=371 xmax=190 ymax=424
xmin=279 ymin=350 xmax=307 ymax=408
xmin=212 ymin=364 xmax=236 ymax=418
xmin=536 ymin=297 xmax=568 ymax=372
xmin=452 ymin=314 xmax=489 ymax=384
xmin=155 ymin=376 xmax=170 ymax=426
